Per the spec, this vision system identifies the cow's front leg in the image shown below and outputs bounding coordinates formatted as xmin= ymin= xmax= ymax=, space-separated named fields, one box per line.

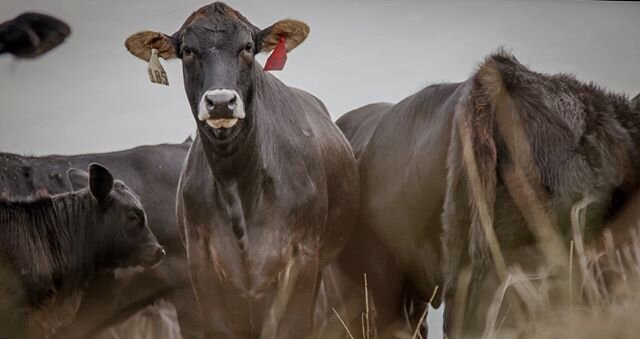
xmin=187 ymin=237 xmax=235 ymax=339
xmin=170 ymin=281 xmax=203 ymax=339
xmin=273 ymin=251 xmax=320 ymax=339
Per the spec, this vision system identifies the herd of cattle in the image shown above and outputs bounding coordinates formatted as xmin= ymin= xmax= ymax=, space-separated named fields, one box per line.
xmin=1 ymin=3 xmax=640 ymax=339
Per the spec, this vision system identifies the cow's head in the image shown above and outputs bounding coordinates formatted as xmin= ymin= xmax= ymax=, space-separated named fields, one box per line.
xmin=125 ymin=2 xmax=309 ymax=143
xmin=67 ymin=164 xmax=165 ymax=270
xmin=0 ymin=12 xmax=70 ymax=58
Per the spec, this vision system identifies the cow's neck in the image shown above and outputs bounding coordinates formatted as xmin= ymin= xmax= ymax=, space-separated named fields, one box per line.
xmin=199 ymin=71 xmax=276 ymax=185
xmin=200 ymin=115 xmax=261 ymax=182
xmin=197 ymin=70 xmax=304 ymax=211
xmin=1 ymin=193 xmax=95 ymax=302
xmin=51 ymin=194 xmax=97 ymax=286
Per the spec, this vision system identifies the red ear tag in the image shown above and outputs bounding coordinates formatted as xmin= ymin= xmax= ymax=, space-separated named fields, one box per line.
xmin=264 ymin=37 xmax=287 ymax=71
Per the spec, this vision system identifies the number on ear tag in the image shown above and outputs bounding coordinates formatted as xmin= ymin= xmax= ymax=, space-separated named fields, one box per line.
xmin=148 ymin=48 xmax=169 ymax=86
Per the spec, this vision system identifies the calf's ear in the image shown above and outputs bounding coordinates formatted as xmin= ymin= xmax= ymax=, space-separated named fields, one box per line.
xmin=66 ymin=168 xmax=88 ymax=191
xmin=88 ymin=163 xmax=114 ymax=204
xmin=258 ymin=19 xmax=309 ymax=53
xmin=124 ymin=31 xmax=177 ymax=61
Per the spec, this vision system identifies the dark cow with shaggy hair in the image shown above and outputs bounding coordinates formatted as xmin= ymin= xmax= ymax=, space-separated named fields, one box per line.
xmin=442 ymin=51 xmax=640 ymax=335
xmin=0 ymin=164 xmax=163 ymax=339
xmin=0 ymin=140 xmax=199 ymax=339
xmin=443 ymin=52 xmax=640 ymax=333
xmin=0 ymin=12 xmax=70 ymax=58
xmin=338 ymin=51 xmax=640 ymax=337
xmin=125 ymin=2 xmax=358 ymax=338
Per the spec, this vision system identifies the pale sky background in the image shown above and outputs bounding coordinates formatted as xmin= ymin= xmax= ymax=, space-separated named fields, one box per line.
xmin=1 ymin=1 xmax=640 ymax=337
xmin=1 ymin=0 xmax=639 ymax=156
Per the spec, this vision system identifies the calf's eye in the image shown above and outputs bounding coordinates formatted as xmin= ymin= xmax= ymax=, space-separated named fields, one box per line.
xmin=182 ymin=47 xmax=192 ymax=57
xmin=127 ymin=210 xmax=140 ymax=223
xmin=244 ymin=43 xmax=253 ymax=52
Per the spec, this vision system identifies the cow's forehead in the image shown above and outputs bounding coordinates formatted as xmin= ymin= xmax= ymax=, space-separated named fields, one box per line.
xmin=180 ymin=18 xmax=252 ymax=41
xmin=112 ymin=181 xmax=143 ymax=209
xmin=178 ymin=2 xmax=255 ymax=36
xmin=181 ymin=22 xmax=252 ymax=48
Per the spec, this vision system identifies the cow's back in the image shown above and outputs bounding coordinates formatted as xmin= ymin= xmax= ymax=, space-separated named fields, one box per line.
xmin=0 ymin=143 xmax=187 ymax=247
xmin=336 ymin=102 xmax=391 ymax=159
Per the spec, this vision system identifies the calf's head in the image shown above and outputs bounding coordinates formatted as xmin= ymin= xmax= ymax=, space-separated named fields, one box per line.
xmin=67 ymin=164 xmax=165 ymax=269
xmin=125 ymin=2 xmax=309 ymax=141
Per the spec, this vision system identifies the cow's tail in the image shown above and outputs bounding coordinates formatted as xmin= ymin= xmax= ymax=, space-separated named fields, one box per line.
xmin=458 ymin=49 xmax=523 ymax=270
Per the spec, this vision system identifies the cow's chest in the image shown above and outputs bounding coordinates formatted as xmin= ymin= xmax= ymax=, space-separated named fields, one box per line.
xmin=182 ymin=179 xmax=305 ymax=297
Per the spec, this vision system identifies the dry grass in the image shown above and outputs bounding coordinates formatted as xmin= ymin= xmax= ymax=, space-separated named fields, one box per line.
xmin=332 ymin=274 xmax=375 ymax=339
xmin=452 ymin=220 xmax=640 ymax=339
xmin=479 ymin=222 xmax=640 ymax=339
xmin=329 ymin=275 xmax=438 ymax=339
xmin=332 ymin=307 xmax=356 ymax=339
xmin=410 ymin=286 xmax=439 ymax=339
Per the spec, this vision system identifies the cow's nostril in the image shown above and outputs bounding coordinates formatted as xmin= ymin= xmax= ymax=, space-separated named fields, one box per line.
xmin=205 ymin=97 xmax=215 ymax=110
xmin=204 ymin=90 xmax=239 ymax=115
xmin=154 ymin=247 xmax=166 ymax=263
xmin=228 ymin=95 xmax=237 ymax=110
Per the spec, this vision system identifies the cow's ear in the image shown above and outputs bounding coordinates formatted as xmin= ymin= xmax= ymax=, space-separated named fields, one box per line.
xmin=258 ymin=19 xmax=309 ymax=54
xmin=66 ymin=168 xmax=88 ymax=191
xmin=125 ymin=31 xmax=177 ymax=61
xmin=88 ymin=163 xmax=114 ymax=204
xmin=632 ymin=93 xmax=640 ymax=109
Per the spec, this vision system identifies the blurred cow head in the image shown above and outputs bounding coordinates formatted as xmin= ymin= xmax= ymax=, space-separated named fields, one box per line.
xmin=0 ymin=12 xmax=70 ymax=58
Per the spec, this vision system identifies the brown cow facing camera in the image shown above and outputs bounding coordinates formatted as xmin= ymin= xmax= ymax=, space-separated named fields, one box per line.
xmin=125 ymin=2 xmax=359 ymax=338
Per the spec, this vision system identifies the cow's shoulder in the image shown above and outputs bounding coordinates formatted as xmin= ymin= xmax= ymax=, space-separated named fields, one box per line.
xmin=337 ymin=102 xmax=391 ymax=137
xmin=336 ymin=103 xmax=391 ymax=160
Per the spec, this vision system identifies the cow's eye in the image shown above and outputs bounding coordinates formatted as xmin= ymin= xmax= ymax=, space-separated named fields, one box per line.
xmin=127 ymin=210 xmax=142 ymax=225
xmin=182 ymin=47 xmax=193 ymax=57
xmin=244 ymin=43 xmax=253 ymax=52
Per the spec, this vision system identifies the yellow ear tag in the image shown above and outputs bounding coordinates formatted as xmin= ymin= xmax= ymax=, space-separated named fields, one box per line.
xmin=148 ymin=48 xmax=169 ymax=86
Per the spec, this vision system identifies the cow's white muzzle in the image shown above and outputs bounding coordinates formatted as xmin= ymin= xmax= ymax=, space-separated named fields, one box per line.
xmin=197 ymin=89 xmax=246 ymax=129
